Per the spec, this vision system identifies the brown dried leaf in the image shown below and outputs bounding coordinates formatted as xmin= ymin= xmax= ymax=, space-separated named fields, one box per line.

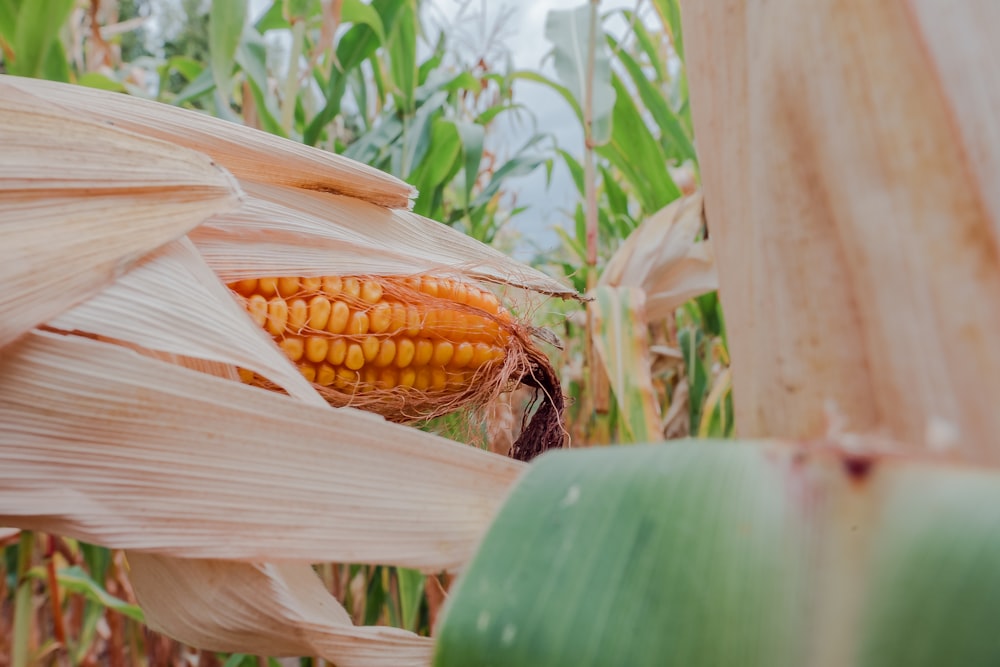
xmin=0 ymin=82 xmax=242 ymax=348
xmin=1 ymin=75 xmax=413 ymax=209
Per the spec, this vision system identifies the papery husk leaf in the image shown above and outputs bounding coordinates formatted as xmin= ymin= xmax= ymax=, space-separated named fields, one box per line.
xmin=434 ymin=440 xmax=1000 ymax=666
xmin=0 ymin=82 xmax=242 ymax=348
xmin=599 ymin=191 xmax=716 ymax=321
xmin=48 ymin=238 xmax=324 ymax=406
xmin=682 ymin=0 xmax=1000 ymax=456
xmin=191 ymin=182 xmax=577 ymax=299
xmin=0 ymin=74 xmax=413 ymax=209
xmin=588 ymin=286 xmax=662 ymax=442
xmin=127 ymin=554 xmax=432 ymax=666
xmin=0 ymin=330 xmax=523 ymax=571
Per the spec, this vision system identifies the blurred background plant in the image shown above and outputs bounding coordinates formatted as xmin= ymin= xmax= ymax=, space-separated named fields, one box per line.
xmin=0 ymin=0 xmax=728 ymax=663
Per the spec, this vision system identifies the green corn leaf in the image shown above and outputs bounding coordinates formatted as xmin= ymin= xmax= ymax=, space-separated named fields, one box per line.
xmin=165 ymin=56 xmax=205 ymax=84
xmin=598 ymin=73 xmax=680 ymax=214
xmin=304 ymin=0 xmax=398 ymax=145
xmin=544 ymin=4 xmax=615 ymax=145
xmin=558 ymin=149 xmax=585 ymax=195
xmin=623 ymin=10 xmax=669 ymax=83
xmin=76 ymin=73 xmax=127 ymax=93
xmin=0 ymin=0 xmax=16 ymax=45
xmin=650 ymin=0 xmax=684 ymax=61
xmin=28 ymin=565 xmax=144 ymax=622
xmin=400 ymin=90 xmax=447 ymax=178
xmin=599 ymin=165 xmax=628 ymax=215
xmin=398 ymin=567 xmax=426 ymax=632
xmin=342 ymin=0 xmax=387 ymax=45
xmin=387 ymin=0 xmax=417 ymax=114
xmin=607 ymin=33 xmax=696 ymax=163
xmin=454 ymin=121 xmax=485 ymax=210
xmin=10 ymin=0 xmax=74 ymax=78
xmin=589 ymin=286 xmax=663 ymax=443
xmin=209 ymin=0 xmax=247 ymax=107
xmin=434 ymin=441 xmax=1000 ymax=667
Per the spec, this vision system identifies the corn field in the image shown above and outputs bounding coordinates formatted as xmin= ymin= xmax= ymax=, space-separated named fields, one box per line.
xmin=2 ymin=0 xmax=1000 ymax=665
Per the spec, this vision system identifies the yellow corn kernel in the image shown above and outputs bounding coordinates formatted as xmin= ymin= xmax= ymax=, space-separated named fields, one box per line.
xmin=361 ymin=280 xmax=383 ymax=304
xmin=316 ymin=363 xmax=336 ymax=387
xmin=327 ymin=338 xmax=347 ymax=366
xmin=362 ymin=367 xmax=379 ymax=388
xmin=450 ymin=282 xmax=468 ymax=305
xmin=327 ymin=301 xmax=350 ymax=334
xmin=431 ymin=368 xmax=448 ymax=391
xmin=399 ymin=368 xmax=417 ymax=388
xmin=361 ymin=337 xmax=380 ymax=363
xmin=278 ymin=276 xmax=299 ymax=297
xmin=370 ymin=303 xmax=392 ymax=333
xmin=266 ymin=298 xmax=288 ymax=336
xmin=471 ymin=342 xmax=496 ymax=368
xmin=238 ymin=368 xmax=256 ymax=383
xmin=395 ymin=338 xmax=415 ymax=368
xmin=247 ymin=294 xmax=268 ymax=327
xmin=375 ymin=339 xmax=396 ymax=367
xmin=279 ymin=336 xmax=304 ymax=362
xmin=420 ymin=277 xmax=440 ymax=298
xmin=423 ymin=309 xmax=438 ymax=331
xmin=258 ymin=277 xmax=279 ymax=296
xmin=405 ymin=306 xmax=421 ymax=337
xmin=308 ymin=296 xmax=331 ymax=330
xmin=450 ymin=342 xmax=475 ymax=368
xmin=378 ymin=367 xmax=398 ymax=389
xmin=305 ymin=336 xmax=329 ymax=364
xmin=343 ymin=277 xmax=361 ymax=300
xmin=301 ymin=276 xmax=323 ymax=291
xmin=335 ymin=367 xmax=358 ymax=391
xmin=346 ymin=311 xmax=369 ymax=336
xmin=232 ymin=278 xmax=258 ymax=296
xmin=479 ymin=291 xmax=501 ymax=315
xmin=414 ymin=368 xmax=431 ymax=391
xmin=345 ymin=343 xmax=365 ymax=371
xmin=432 ymin=341 xmax=454 ymax=366
xmin=413 ymin=339 xmax=434 ymax=367
xmin=323 ymin=276 xmax=343 ymax=297
xmin=288 ymin=298 xmax=309 ymax=332
xmin=389 ymin=303 xmax=407 ymax=333
xmin=299 ymin=364 xmax=316 ymax=383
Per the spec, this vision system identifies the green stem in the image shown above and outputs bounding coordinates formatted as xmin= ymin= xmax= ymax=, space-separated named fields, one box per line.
xmin=281 ymin=18 xmax=307 ymax=133
xmin=12 ymin=531 xmax=34 ymax=667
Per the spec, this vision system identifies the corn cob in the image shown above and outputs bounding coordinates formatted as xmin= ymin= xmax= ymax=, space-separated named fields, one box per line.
xmin=228 ymin=273 xmax=566 ymax=460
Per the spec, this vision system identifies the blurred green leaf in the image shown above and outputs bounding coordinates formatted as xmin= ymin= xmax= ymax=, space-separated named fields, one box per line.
xmin=10 ymin=0 xmax=74 ymax=79
xmin=558 ymin=149 xmax=585 ymax=195
xmin=590 ymin=286 xmax=662 ymax=442
xmin=76 ymin=72 xmax=128 ymax=92
xmin=435 ymin=442 xmax=1000 ymax=667
xmin=598 ymin=74 xmax=679 ymax=214
xmin=454 ymin=121 xmax=485 ymax=210
xmin=544 ymin=4 xmax=615 ymax=145
xmin=209 ymin=0 xmax=247 ymax=109
xmin=624 ymin=10 xmax=669 ymax=83
xmin=608 ymin=33 xmax=695 ymax=163
xmin=651 ymin=0 xmax=684 ymax=61
xmin=0 ymin=0 xmax=16 ymax=44
xmin=342 ymin=0 xmax=387 ymax=45
xmin=387 ymin=0 xmax=417 ymax=114
xmin=28 ymin=565 xmax=144 ymax=623
xmin=166 ymin=55 xmax=206 ymax=83
xmin=398 ymin=567 xmax=425 ymax=632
